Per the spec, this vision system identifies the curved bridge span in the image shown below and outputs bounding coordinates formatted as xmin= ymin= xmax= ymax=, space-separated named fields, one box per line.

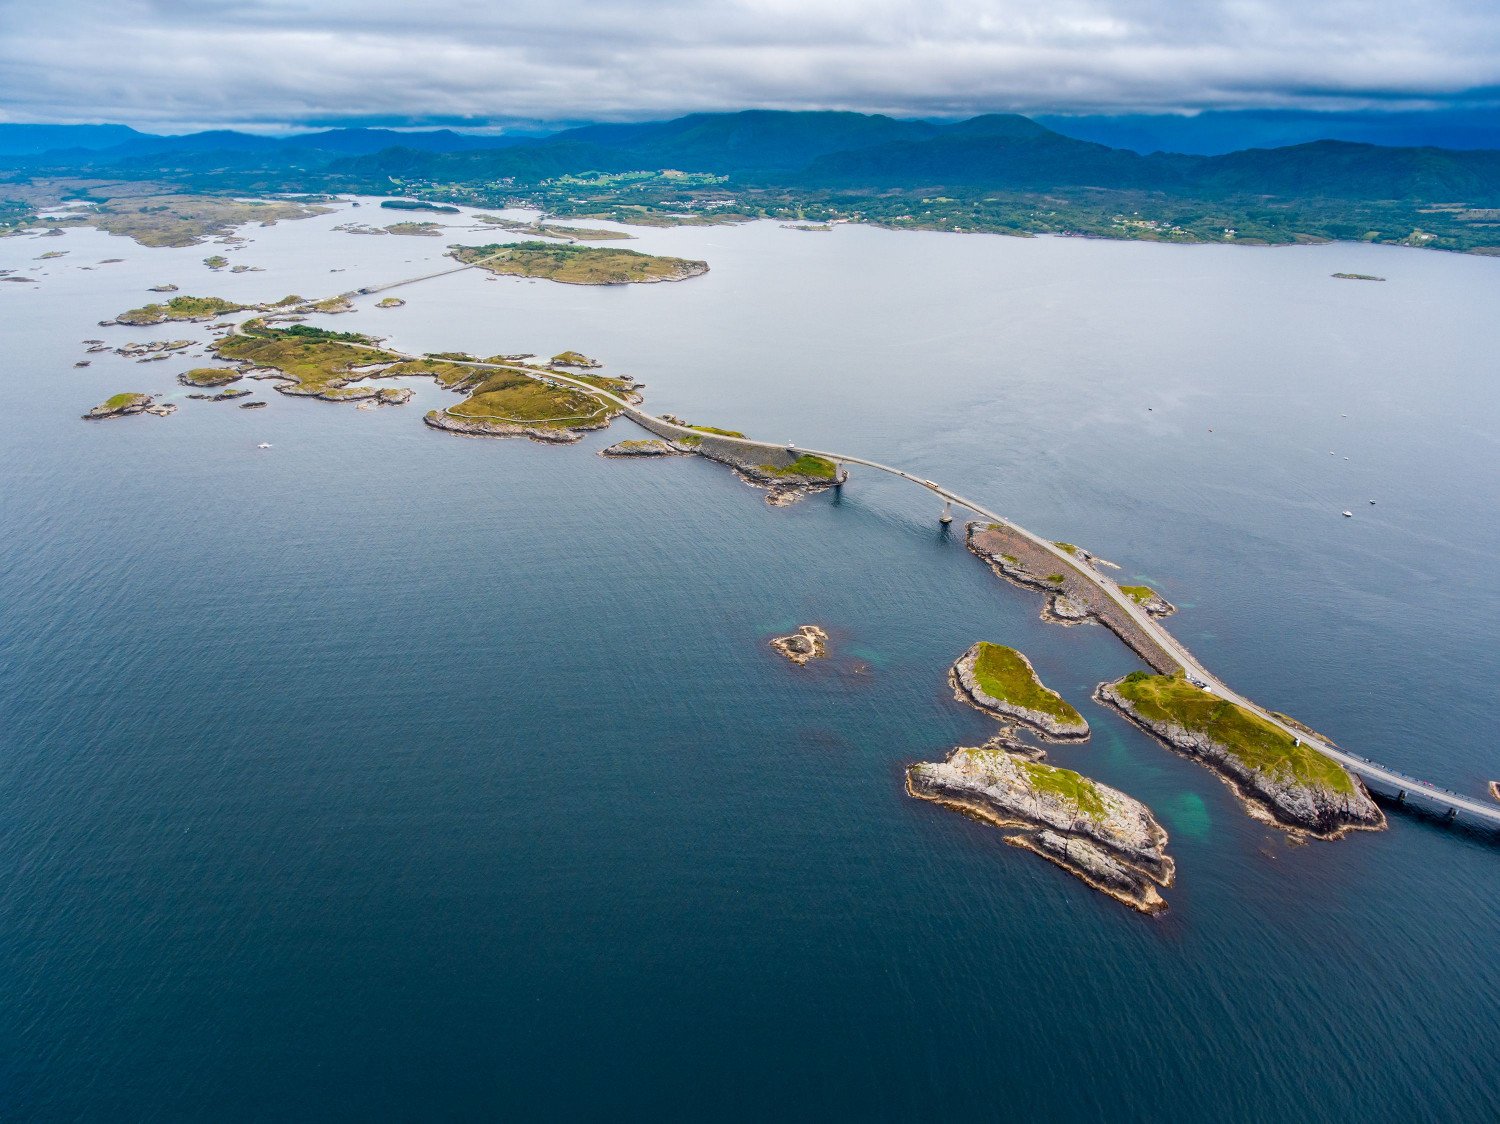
xmin=578 ymin=374 xmax=1500 ymax=831
xmin=288 ymin=262 xmax=1500 ymax=834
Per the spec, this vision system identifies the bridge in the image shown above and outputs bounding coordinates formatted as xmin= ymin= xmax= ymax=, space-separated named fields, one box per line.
xmin=466 ymin=358 xmax=1500 ymax=833
xmin=278 ymin=264 xmax=1500 ymax=835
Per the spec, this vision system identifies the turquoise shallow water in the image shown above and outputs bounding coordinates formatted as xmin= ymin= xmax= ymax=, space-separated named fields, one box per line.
xmin=1 ymin=206 xmax=1498 ymax=1119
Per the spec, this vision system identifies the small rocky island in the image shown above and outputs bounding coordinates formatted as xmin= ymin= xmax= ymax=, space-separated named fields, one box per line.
xmin=908 ymin=737 xmax=1174 ymax=914
xmin=1098 ymin=672 xmax=1385 ymax=839
xmin=770 ymin=625 xmax=829 ymax=666
xmin=600 ymin=439 xmax=685 ymax=457
xmin=951 ymin=642 xmax=1089 ymax=740
xmin=178 ymin=368 xmax=242 ymax=388
xmin=83 ymin=393 xmax=172 ymax=419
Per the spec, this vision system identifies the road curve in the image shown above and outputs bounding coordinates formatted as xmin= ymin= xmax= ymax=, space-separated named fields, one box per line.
xmin=249 ymin=262 xmax=1500 ymax=832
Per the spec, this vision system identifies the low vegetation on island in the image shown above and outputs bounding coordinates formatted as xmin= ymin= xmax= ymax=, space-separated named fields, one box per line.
xmin=757 ymin=454 xmax=838 ymax=479
xmin=907 ymin=741 xmax=1174 ymax=914
xmin=1099 ymin=671 xmax=1384 ymax=837
xmin=550 ymin=350 xmax=601 ymax=368
xmin=383 ymin=221 xmax=443 ymax=236
xmin=213 ymin=321 xmax=405 ymax=402
xmin=83 ymin=392 xmax=158 ymax=419
xmin=116 ymin=294 xmax=252 ymax=325
xmin=1119 ymin=584 xmax=1176 ymax=616
xmin=429 ymin=365 xmax=637 ymax=440
xmin=178 ymin=367 xmax=242 ymax=387
xmin=448 ymin=241 xmax=709 ymax=285
xmin=952 ymin=641 xmax=1088 ymax=739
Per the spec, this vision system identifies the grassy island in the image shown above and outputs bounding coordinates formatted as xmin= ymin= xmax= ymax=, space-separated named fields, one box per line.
xmin=439 ymin=367 xmax=633 ymax=431
xmin=968 ymin=642 xmax=1085 ymax=727
xmin=179 ymin=368 xmax=242 ymax=387
xmin=214 ymin=321 xmax=400 ymax=398
xmin=83 ymin=392 xmax=154 ymax=419
xmin=1112 ymin=672 xmax=1353 ymax=794
xmin=448 ymin=241 xmax=709 ymax=285
xmin=117 ymin=295 xmax=251 ymax=325
xmin=550 ymin=350 xmax=601 ymax=368
xmin=384 ymin=222 xmax=443 ymax=236
xmin=1119 ymin=585 xmax=1160 ymax=605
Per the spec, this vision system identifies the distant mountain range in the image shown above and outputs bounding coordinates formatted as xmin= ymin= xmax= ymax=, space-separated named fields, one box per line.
xmin=5 ymin=110 xmax=1500 ymax=211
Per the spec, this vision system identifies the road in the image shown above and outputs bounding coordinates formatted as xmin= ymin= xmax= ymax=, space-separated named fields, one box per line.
xmin=255 ymin=262 xmax=1500 ymax=832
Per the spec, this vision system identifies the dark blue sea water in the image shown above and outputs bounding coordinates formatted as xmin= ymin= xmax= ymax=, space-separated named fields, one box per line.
xmin=2 ymin=207 xmax=1498 ymax=1120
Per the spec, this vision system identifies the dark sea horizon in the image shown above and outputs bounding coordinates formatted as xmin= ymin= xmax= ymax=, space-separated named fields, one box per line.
xmin=2 ymin=203 xmax=1497 ymax=1120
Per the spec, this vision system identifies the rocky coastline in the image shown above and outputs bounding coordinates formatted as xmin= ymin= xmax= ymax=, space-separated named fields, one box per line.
xmin=967 ymin=522 xmax=1182 ymax=674
xmin=422 ymin=409 xmax=609 ymax=443
xmin=82 ymin=393 xmax=155 ymax=420
xmin=1095 ymin=679 xmax=1385 ymax=839
xmin=950 ymin=643 xmax=1089 ymax=740
xmin=600 ymin=439 xmax=686 ymax=457
xmin=907 ymin=740 xmax=1174 ymax=914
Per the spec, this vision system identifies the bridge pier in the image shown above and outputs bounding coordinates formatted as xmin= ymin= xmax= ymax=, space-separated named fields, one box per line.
xmin=939 ymin=500 xmax=953 ymax=525
xmin=833 ymin=463 xmax=846 ymax=489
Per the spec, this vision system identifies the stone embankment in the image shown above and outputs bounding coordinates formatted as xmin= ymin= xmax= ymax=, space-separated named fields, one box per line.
xmin=967 ymin=522 xmax=1181 ymax=674
xmin=629 ymin=413 xmax=840 ymax=503
xmin=1095 ymin=679 xmax=1385 ymax=839
xmin=907 ymin=740 xmax=1174 ymax=914
xmin=950 ymin=643 xmax=1089 ymax=740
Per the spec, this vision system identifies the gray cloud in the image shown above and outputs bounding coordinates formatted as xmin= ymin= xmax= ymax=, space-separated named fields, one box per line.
xmin=3 ymin=0 xmax=1499 ymax=129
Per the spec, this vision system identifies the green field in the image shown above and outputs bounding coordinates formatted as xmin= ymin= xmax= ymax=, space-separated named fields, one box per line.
xmin=1114 ymin=672 xmax=1354 ymax=793
xmin=1119 ymin=585 xmax=1161 ymax=605
xmin=969 ymin=642 xmax=1083 ymax=725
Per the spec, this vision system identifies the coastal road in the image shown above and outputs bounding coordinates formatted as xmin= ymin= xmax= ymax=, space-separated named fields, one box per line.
xmin=261 ymin=261 xmax=1500 ymax=833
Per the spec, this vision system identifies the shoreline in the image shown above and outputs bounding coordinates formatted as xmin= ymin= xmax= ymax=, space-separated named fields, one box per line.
xmin=949 ymin=644 xmax=1089 ymax=741
xmin=1094 ymin=681 xmax=1386 ymax=840
xmin=906 ymin=748 xmax=1174 ymax=915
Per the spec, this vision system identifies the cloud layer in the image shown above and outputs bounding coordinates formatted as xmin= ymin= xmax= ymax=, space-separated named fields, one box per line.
xmin=5 ymin=0 xmax=1500 ymax=129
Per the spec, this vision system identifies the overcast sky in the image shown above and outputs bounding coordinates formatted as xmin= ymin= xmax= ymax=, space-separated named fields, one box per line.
xmin=3 ymin=0 xmax=1499 ymax=130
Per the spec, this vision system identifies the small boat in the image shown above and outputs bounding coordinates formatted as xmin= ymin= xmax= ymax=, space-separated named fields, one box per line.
xmin=1342 ymin=510 xmax=1353 ymax=517
xmin=257 ymin=442 xmax=272 ymax=449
